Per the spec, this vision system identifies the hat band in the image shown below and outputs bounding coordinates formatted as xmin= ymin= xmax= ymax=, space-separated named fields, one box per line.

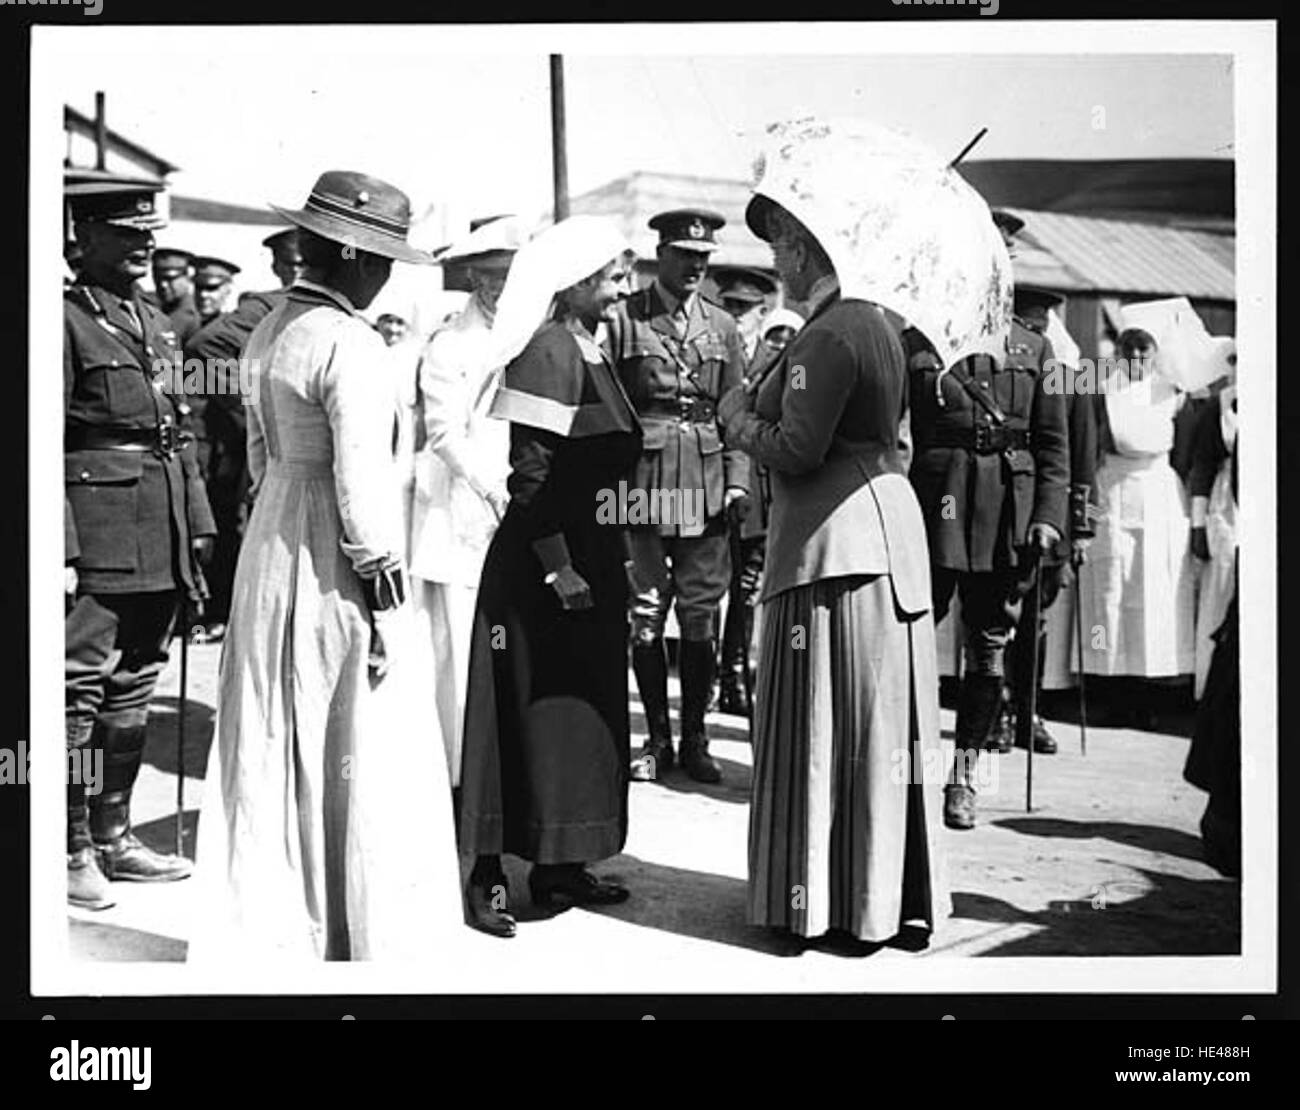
xmin=304 ymin=192 xmax=410 ymax=237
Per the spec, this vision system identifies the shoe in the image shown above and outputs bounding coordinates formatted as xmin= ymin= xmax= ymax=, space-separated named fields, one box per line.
xmin=95 ymin=832 xmax=192 ymax=882
xmin=717 ymin=671 xmax=751 ymax=717
xmin=1014 ymin=716 xmax=1058 ymax=754
xmin=678 ymin=639 xmax=724 ymax=784
xmin=465 ymin=877 xmax=517 ymax=938
xmin=679 ymin=739 xmax=723 ymax=784
xmin=985 ymin=701 xmax=1014 ymax=753
xmin=529 ymin=865 xmax=629 ymax=908
xmin=630 ymin=735 xmax=674 ymax=782
xmin=943 ymin=784 xmax=976 ymax=830
xmin=67 ymin=847 xmax=115 ymax=910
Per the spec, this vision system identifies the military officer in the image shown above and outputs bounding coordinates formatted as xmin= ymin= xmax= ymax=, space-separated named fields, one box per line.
xmin=991 ymin=284 xmax=1098 ymax=755
xmin=904 ymin=209 xmax=1069 ymax=830
xmin=63 ymin=171 xmax=216 ymax=909
xmin=606 ymin=209 xmax=750 ymax=783
xmin=142 ymin=247 xmax=202 ymax=346
xmin=183 ymin=232 xmax=300 ymax=639
xmin=710 ymin=264 xmax=775 ymax=363
xmin=191 ymin=256 xmax=240 ymax=326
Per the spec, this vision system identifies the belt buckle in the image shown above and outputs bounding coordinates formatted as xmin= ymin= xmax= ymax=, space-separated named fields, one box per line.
xmin=156 ymin=420 xmax=177 ymax=459
xmin=974 ymin=423 xmax=993 ymax=452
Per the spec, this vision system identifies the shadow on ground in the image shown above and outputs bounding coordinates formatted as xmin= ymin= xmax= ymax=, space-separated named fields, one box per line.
xmin=994 ymin=815 xmax=1207 ymax=867
xmin=143 ymin=695 xmax=215 ymax=779
xmin=948 ymin=865 xmax=1239 ymax=955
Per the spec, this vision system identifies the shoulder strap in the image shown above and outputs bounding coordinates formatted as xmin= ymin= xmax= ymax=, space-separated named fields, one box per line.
xmin=945 ymin=355 xmax=1007 ymax=426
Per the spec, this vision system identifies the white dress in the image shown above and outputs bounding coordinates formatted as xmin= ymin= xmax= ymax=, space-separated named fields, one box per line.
xmin=188 ymin=283 xmax=461 ymax=965
xmin=407 ymin=294 xmax=510 ymax=788
xmin=1080 ymin=374 xmax=1195 ymax=678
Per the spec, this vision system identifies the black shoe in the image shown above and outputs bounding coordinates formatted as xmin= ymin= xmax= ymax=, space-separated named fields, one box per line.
xmin=1014 ymin=716 xmax=1058 ymax=754
xmin=95 ymin=832 xmax=192 ymax=882
xmin=630 ymin=736 xmax=674 ymax=782
xmin=465 ymin=878 xmax=517 ymax=938
xmin=528 ymin=866 xmax=629 ymax=908
xmin=679 ymin=739 xmax=723 ymax=784
xmin=68 ymin=847 xmax=115 ymax=910
xmin=718 ymin=672 xmax=751 ymax=717
xmin=985 ymin=704 xmax=1015 ymax=753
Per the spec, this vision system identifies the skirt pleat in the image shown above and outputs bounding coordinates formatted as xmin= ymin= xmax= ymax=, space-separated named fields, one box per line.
xmin=747 ymin=574 xmax=947 ymax=941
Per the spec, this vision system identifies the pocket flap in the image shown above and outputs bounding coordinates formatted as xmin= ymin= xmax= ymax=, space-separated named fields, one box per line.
xmin=65 ymin=452 xmax=146 ymax=485
xmin=640 ymin=420 xmax=674 ymax=451
xmin=696 ymin=424 xmax=723 ymax=455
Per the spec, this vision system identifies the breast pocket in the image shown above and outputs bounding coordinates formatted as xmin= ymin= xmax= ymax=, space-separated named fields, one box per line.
xmin=65 ymin=453 xmax=145 ymax=570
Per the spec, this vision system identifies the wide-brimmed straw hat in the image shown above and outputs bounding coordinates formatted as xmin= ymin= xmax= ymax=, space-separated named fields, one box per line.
xmin=270 ymin=170 xmax=435 ymax=265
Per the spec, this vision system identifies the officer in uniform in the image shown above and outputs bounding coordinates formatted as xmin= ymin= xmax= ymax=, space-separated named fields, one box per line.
xmin=990 ymin=283 xmax=1097 ymax=754
xmin=142 ymin=247 xmax=202 ymax=346
xmin=191 ymin=256 xmax=240 ymax=326
xmin=904 ymin=208 xmax=1069 ymax=830
xmin=63 ymin=171 xmax=215 ymax=909
xmin=183 ymin=232 xmax=301 ymax=639
xmin=606 ymin=209 xmax=750 ymax=783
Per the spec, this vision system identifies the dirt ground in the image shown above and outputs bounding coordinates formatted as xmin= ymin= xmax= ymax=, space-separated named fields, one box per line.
xmin=65 ymin=636 xmax=1240 ymax=984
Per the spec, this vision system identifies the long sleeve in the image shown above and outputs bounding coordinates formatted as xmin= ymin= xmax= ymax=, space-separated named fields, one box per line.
xmin=417 ymin=329 xmax=494 ymax=494
xmin=63 ymin=315 xmax=79 ymax=565
xmin=320 ymin=321 xmax=403 ymax=576
xmin=1029 ymin=336 xmax=1070 ymax=536
xmin=245 ymin=374 xmax=267 ymax=503
xmin=726 ymin=326 xmax=857 ymax=475
xmin=719 ymin=323 xmax=751 ymax=492
xmin=180 ymin=430 xmax=217 ymax=539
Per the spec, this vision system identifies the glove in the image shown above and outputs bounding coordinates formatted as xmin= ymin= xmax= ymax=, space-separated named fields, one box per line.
xmin=1026 ymin=522 xmax=1060 ymax=556
xmin=1191 ymin=526 xmax=1211 ymax=562
xmin=192 ymin=535 xmax=215 ymax=568
xmin=1070 ymin=536 xmax=1092 ymax=566
xmin=549 ymin=565 xmax=594 ymax=611
xmin=64 ymin=566 xmax=78 ymax=597
xmin=724 ymin=486 xmax=752 ymax=525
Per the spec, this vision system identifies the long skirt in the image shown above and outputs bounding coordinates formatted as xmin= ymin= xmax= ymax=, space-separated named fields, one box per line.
xmin=188 ymin=464 xmax=461 ymax=964
xmin=748 ymin=573 xmax=947 ymax=941
xmin=410 ymin=579 xmax=478 ymax=788
xmin=458 ymin=511 xmax=630 ymax=865
xmin=1079 ymin=453 xmax=1195 ymax=677
xmin=1194 ymin=465 xmax=1237 ymax=700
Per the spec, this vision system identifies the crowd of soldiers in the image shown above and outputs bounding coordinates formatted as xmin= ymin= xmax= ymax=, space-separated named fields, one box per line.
xmin=61 ymin=165 xmax=1240 ymax=913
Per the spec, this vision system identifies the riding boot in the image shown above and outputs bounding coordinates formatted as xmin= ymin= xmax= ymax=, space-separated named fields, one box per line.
xmin=678 ymin=639 xmax=723 ymax=784
xmin=631 ymin=642 xmax=674 ymax=781
xmin=945 ymin=673 xmax=1003 ymax=830
xmin=90 ymin=721 xmax=192 ymax=882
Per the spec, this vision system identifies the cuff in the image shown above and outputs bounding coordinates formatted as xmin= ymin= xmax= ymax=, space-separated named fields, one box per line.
xmin=531 ymin=533 xmax=572 ymax=575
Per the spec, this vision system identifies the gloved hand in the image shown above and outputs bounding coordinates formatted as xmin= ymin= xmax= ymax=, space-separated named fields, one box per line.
xmin=192 ymin=535 xmax=215 ymax=567
xmin=724 ymin=486 xmax=752 ymax=526
xmin=550 ymin=565 xmax=594 ymax=611
xmin=1026 ymin=521 xmax=1061 ymax=556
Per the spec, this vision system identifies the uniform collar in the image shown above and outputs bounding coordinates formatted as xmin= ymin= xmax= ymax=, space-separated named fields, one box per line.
xmin=653 ymin=279 xmax=696 ymax=321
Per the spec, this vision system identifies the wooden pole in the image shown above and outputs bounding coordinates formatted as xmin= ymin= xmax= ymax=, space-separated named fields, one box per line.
xmin=549 ymin=55 xmax=569 ymax=222
xmin=94 ymin=91 xmax=107 ymax=171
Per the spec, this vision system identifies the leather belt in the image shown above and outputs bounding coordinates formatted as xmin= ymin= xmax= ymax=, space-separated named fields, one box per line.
xmin=926 ymin=425 xmax=1032 ymax=454
xmin=643 ymin=397 xmax=717 ymax=424
xmin=66 ymin=423 xmax=194 ymax=459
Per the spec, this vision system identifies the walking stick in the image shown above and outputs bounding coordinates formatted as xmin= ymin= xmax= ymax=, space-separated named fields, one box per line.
xmin=1072 ymin=547 xmax=1088 ymax=758
xmin=1021 ymin=550 xmax=1045 ymax=813
xmin=176 ymin=595 xmax=188 ymax=856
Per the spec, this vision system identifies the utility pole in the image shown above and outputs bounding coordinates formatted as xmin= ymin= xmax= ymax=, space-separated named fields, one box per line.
xmin=549 ymin=55 xmax=569 ymax=222
xmin=94 ymin=90 xmax=107 ymax=170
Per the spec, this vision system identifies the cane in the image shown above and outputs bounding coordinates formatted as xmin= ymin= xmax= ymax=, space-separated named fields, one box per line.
xmin=1022 ymin=549 xmax=1045 ymax=814
xmin=1072 ymin=546 xmax=1088 ymax=758
xmin=176 ymin=598 xmax=188 ymax=856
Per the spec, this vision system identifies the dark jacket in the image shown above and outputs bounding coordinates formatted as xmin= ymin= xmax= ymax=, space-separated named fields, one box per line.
xmin=606 ymin=286 xmax=749 ymax=537
xmin=726 ymin=295 xmax=929 ymax=613
xmin=64 ymin=283 xmax=215 ymax=595
xmin=905 ymin=318 xmax=1070 ymax=573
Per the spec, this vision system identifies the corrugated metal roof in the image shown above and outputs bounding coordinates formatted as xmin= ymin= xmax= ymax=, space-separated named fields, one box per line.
xmin=1009 ymin=208 xmax=1234 ymax=302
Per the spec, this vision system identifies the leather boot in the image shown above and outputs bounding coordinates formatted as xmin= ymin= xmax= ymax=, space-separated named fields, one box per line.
xmin=90 ymin=722 xmax=192 ymax=882
xmin=945 ymin=673 xmax=1003 ymax=830
xmin=718 ymin=596 xmax=752 ymax=717
xmin=678 ymin=639 xmax=723 ymax=784
xmin=631 ymin=643 xmax=674 ymax=781
xmin=985 ymin=686 xmax=1015 ymax=753
xmin=67 ymin=779 xmax=114 ymax=911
